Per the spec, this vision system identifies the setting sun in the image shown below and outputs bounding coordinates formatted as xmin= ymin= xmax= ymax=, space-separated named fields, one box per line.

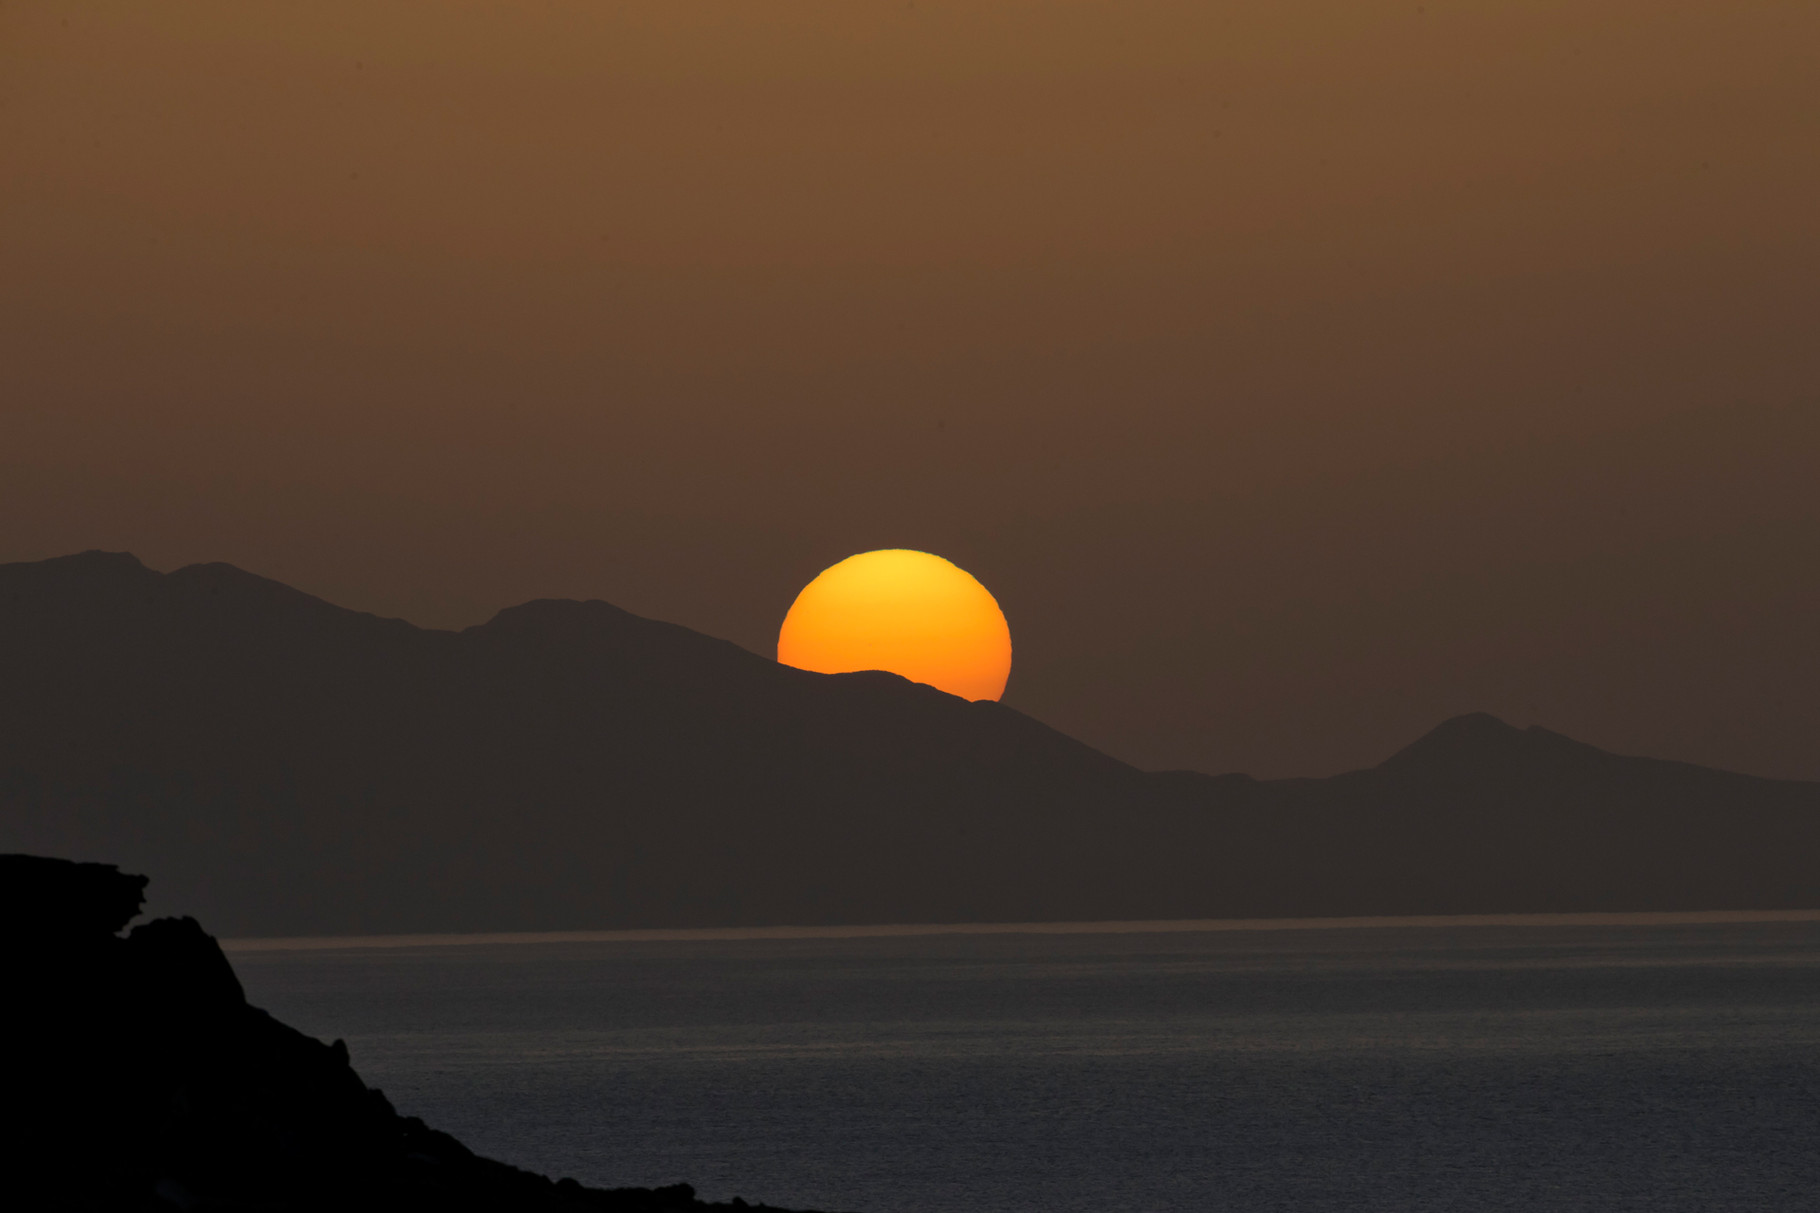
xmin=777 ymin=550 xmax=1012 ymax=701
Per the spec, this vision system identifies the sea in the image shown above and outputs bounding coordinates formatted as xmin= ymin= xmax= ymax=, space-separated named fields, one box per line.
xmin=228 ymin=914 xmax=1820 ymax=1213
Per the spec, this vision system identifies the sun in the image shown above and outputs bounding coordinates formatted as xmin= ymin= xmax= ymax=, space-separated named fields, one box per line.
xmin=777 ymin=550 xmax=1012 ymax=701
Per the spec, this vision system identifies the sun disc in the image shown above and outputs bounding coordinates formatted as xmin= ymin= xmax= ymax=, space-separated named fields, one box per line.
xmin=777 ymin=550 xmax=1012 ymax=701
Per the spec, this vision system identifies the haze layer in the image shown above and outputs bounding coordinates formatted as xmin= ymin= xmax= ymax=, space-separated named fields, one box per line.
xmin=2 ymin=1 xmax=1816 ymax=778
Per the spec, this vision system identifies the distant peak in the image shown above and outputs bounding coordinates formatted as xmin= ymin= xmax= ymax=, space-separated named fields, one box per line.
xmin=1420 ymin=712 xmax=1521 ymax=743
xmin=68 ymin=549 xmax=147 ymax=568
xmin=16 ymin=549 xmax=148 ymax=573
xmin=1380 ymin=712 xmax=1606 ymax=775
xmin=0 ymin=550 xmax=157 ymax=593
xmin=473 ymin=597 xmax=767 ymax=666
xmin=482 ymin=597 xmax=641 ymax=629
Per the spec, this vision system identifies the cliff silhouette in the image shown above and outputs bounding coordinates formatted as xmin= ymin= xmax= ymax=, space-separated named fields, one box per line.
xmin=2 ymin=551 xmax=1816 ymax=935
xmin=3 ymin=852 xmax=832 ymax=1211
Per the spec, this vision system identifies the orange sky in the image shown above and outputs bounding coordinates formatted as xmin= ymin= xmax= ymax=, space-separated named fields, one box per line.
xmin=3 ymin=0 xmax=1817 ymax=779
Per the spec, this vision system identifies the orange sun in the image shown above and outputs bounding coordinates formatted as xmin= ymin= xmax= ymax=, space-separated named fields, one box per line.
xmin=777 ymin=550 xmax=1012 ymax=701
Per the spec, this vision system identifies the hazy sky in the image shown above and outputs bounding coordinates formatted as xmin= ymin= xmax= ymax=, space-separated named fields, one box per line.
xmin=4 ymin=1 xmax=1817 ymax=780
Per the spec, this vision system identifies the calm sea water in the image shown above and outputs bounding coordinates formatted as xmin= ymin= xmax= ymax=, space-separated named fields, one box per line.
xmin=231 ymin=920 xmax=1820 ymax=1212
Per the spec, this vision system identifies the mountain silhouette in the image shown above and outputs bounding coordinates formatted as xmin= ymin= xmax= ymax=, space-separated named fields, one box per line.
xmin=2 ymin=551 xmax=1815 ymax=935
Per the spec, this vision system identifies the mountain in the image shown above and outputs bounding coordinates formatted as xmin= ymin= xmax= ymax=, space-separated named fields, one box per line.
xmin=3 ymin=852 xmax=832 ymax=1211
xmin=2 ymin=551 xmax=1815 ymax=935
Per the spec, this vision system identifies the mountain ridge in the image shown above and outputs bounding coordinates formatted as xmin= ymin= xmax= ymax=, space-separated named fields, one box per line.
xmin=2 ymin=551 xmax=1815 ymax=934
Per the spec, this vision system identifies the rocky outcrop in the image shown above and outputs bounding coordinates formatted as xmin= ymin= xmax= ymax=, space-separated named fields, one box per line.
xmin=1 ymin=853 xmax=832 ymax=1212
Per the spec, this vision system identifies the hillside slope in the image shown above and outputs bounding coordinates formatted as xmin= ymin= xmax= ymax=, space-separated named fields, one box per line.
xmin=2 ymin=552 xmax=1814 ymax=934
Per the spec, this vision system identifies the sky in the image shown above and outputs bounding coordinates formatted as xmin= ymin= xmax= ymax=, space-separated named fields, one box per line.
xmin=3 ymin=0 xmax=1817 ymax=780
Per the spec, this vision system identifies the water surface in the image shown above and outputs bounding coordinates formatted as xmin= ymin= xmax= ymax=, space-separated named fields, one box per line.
xmin=232 ymin=917 xmax=1820 ymax=1212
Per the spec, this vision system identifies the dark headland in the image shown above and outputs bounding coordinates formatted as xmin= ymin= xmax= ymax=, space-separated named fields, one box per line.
xmin=3 ymin=550 xmax=1817 ymax=936
xmin=4 ymin=852 xmax=833 ymax=1212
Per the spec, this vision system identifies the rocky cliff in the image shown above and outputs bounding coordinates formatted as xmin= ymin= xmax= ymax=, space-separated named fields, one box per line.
xmin=2 ymin=853 xmax=834 ymax=1212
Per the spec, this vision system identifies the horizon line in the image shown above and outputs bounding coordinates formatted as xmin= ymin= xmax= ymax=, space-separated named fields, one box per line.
xmin=220 ymin=907 xmax=1820 ymax=953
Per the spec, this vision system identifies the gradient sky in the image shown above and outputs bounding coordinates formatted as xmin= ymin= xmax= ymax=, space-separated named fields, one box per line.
xmin=3 ymin=1 xmax=1817 ymax=780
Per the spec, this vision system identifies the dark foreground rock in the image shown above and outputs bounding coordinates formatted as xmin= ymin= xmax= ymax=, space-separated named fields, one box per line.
xmin=2 ymin=854 xmax=839 ymax=1212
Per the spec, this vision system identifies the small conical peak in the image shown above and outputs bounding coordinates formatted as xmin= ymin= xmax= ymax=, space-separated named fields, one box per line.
xmin=1405 ymin=711 xmax=1520 ymax=747
xmin=60 ymin=549 xmax=147 ymax=570
xmin=480 ymin=597 xmax=642 ymax=633
xmin=1379 ymin=712 xmax=1608 ymax=777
